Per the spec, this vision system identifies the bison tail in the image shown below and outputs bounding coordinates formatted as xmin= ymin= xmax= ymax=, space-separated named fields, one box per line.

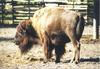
xmin=76 ymin=15 xmax=85 ymax=41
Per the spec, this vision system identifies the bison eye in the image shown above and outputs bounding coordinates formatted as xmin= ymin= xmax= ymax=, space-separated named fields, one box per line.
xmin=15 ymin=34 xmax=21 ymax=39
xmin=22 ymin=30 xmax=26 ymax=36
xmin=18 ymin=30 xmax=26 ymax=36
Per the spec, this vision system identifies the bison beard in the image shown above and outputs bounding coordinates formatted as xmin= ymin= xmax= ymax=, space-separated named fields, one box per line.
xmin=19 ymin=37 xmax=33 ymax=54
xmin=19 ymin=36 xmax=40 ymax=54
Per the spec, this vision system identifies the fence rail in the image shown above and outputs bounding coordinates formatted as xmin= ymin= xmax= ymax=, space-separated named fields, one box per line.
xmin=0 ymin=1 xmax=93 ymax=24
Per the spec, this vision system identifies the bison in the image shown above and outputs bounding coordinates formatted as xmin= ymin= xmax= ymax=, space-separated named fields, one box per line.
xmin=14 ymin=7 xmax=85 ymax=64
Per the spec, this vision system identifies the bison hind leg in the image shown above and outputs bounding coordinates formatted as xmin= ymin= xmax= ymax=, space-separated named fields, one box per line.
xmin=55 ymin=44 xmax=66 ymax=63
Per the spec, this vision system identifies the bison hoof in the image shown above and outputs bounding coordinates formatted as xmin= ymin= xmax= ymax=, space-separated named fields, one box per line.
xmin=43 ymin=59 xmax=50 ymax=63
xmin=70 ymin=60 xmax=79 ymax=64
xmin=55 ymin=60 xmax=60 ymax=63
xmin=43 ymin=60 xmax=48 ymax=63
xmin=74 ymin=61 xmax=78 ymax=64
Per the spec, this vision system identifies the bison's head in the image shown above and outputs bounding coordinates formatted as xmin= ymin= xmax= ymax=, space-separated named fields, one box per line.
xmin=14 ymin=19 xmax=39 ymax=54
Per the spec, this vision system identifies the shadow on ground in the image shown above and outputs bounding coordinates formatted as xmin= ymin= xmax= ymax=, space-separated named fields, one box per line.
xmin=0 ymin=24 xmax=17 ymax=28
xmin=80 ymin=57 xmax=100 ymax=62
xmin=0 ymin=37 xmax=14 ymax=42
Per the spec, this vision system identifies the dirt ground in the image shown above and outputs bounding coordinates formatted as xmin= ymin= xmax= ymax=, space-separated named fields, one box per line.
xmin=0 ymin=25 xmax=100 ymax=69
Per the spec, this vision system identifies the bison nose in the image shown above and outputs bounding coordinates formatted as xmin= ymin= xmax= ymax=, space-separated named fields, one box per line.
xmin=14 ymin=38 xmax=20 ymax=45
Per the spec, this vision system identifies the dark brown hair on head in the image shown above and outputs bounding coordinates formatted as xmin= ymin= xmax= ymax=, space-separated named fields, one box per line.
xmin=15 ymin=19 xmax=39 ymax=54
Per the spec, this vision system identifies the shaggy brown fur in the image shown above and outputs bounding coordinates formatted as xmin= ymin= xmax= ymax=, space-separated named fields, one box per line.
xmin=14 ymin=19 xmax=40 ymax=53
xmin=15 ymin=7 xmax=85 ymax=63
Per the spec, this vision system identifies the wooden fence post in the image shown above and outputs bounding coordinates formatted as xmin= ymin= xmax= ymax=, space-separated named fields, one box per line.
xmin=93 ymin=18 xmax=98 ymax=39
xmin=28 ymin=0 xmax=30 ymax=19
xmin=1 ymin=0 xmax=4 ymax=24
xmin=93 ymin=0 xmax=99 ymax=39
xmin=12 ymin=0 xmax=14 ymax=24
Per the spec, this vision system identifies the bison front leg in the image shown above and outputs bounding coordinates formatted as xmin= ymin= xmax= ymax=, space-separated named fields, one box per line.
xmin=42 ymin=32 xmax=53 ymax=63
xmin=43 ymin=44 xmax=54 ymax=63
